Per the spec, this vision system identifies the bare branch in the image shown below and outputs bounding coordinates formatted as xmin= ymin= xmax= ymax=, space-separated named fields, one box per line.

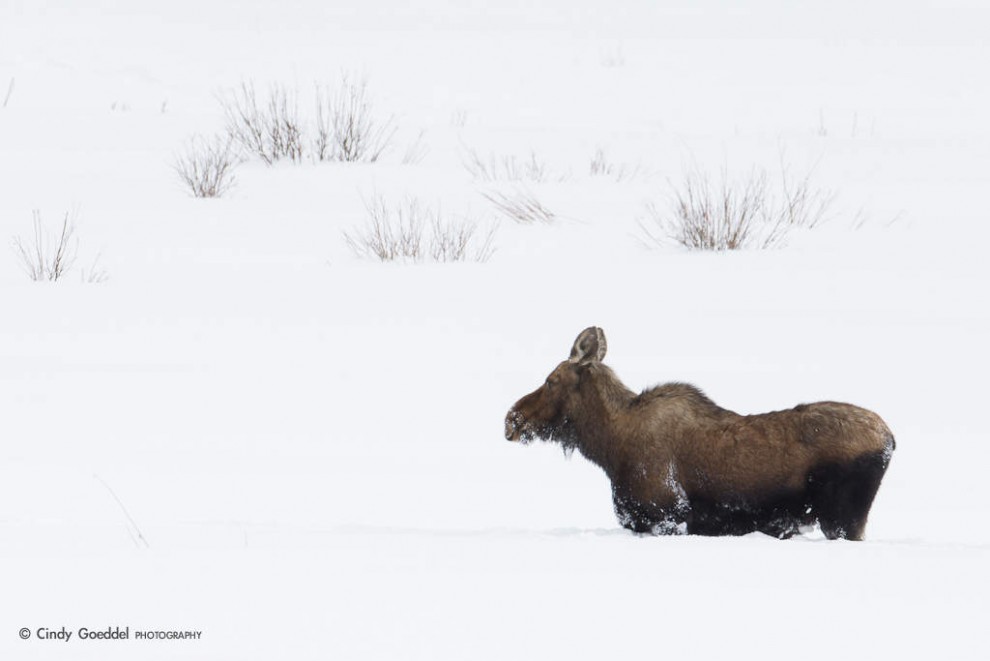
xmin=589 ymin=147 xmax=645 ymax=182
xmin=173 ymin=134 xmax=240 ymax=198
xmin=11 ymin=211 xmax=82 ymax=281
xmin=2 ymin=77 xmax=13 ymax=109
xmin=639 ymin=164 xmax=834 ymax=251
xmin=219 ymin=81 xmax=304 ymax=165
xmin=344 ymin=196 xmax=497 ymax=263
xmin=481 ymin=187 xmax=555 ymax=225
xmin=314 ymin=75 xmax=397 ymax=163
xmin=401 ymin=130 xmax=430 ymax=165
xmin=462 ymin=148 xmax=566 ymax=183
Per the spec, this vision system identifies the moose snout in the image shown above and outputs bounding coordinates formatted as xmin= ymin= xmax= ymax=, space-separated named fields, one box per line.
xmin=505 ymin=410 xmax=524 ymax=441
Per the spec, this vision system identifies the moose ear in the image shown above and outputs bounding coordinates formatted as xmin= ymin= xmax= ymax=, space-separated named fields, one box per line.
xmin=569 ymin=327 xmax=607 ymax=364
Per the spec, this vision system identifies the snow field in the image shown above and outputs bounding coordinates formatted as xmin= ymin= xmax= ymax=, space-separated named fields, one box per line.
xmin=2 ymin=1 xmax=989 ymax=658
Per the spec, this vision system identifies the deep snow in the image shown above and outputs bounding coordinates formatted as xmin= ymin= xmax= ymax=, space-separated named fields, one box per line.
xmin=2 ymin=1 xmax=989 ymax=658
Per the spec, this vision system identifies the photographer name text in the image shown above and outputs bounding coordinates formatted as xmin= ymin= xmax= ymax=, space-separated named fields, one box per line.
xmin=20 ymin=626 xmax=202 ymax=642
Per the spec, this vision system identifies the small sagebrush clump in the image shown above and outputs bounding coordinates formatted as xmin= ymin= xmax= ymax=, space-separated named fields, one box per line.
xmin=344 ymin=196 xmax=496 ymax=263
xmin=11 ymin=211 xmax=107 ymax=283
xmin=173 ymin=134 xmax=240 ymax=198
xmin=481 ymin=187 xmax=555 ymax=224
xmin=220 ymin=81 xmax=304 ymax=165
xmin=589 ymin=147 xmax=643 ymax=182
xmin=314 ymin=75 xmax=396 ymax=163
xmin=216 ymin=75 xmax=398 ymax=167
xmin=462 ymin=149 xmax=565 ymax=183
xmin=639 ymin=165 xmax=834 ymax=251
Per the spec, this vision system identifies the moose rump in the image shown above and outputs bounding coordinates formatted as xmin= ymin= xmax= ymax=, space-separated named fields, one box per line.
xmin=504 ymin=327 xmax=895 ymax=540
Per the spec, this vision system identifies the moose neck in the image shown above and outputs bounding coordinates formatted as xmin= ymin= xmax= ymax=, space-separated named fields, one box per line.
xmin=567 ymin=364 xmax=636 ymax=476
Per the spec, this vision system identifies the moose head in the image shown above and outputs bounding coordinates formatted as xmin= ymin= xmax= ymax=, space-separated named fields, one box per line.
xmin=504 ymin=326 xmax=608 ymax=444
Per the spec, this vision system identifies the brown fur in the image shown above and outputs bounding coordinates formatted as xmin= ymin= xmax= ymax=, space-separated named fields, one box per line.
xmin=504 ymin=327 xmax=895 ymax=540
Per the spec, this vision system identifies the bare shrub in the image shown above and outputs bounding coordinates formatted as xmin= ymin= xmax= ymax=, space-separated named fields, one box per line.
xmin=80 ymin=254 xmax=109 ymax=283
xmin=639 ymin=165 xmax=834 ymax=251
xmin=777 ymin=166 xmax=834 ymax=232
xmin=430 ymin=215 xmax=497 ymax=263
xmin=589 ymin=147 xmax=644 ymax=182
xmin=11 ymin=211 xmax=108 ymax=282
xmin=481 ymin=187 xmax=555 ymax=225
xmin=345 ymin=196 xmax=423 ymax=261
xmin=463 ymin=148 xmax=566 ymax=183
xmin=314 ymin=75 xmax=396 ymax=162
xmin=173 ymin=134 xmax=240 ymax=198
xmin=217 ymin=75 xmax=396 ymax=166
xmin=344 ymin=196 xmax=496 ymax=263
xmin=12 ymin=211 xmax=78 ymax=281
xmin=94 ymin=474 xmax=149 ymax=549
xmin=220 ymin=81 xmax=304 ymax=165
xmin=848 ymin=207 xmax=904 ymax=231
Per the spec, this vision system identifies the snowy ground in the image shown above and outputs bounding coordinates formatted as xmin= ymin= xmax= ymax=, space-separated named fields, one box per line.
xmin=2 ymin=1 xmax=989 ymax=658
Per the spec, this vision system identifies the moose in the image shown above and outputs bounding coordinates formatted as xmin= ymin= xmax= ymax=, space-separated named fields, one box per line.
xmin=504 ymin=327 xmax=895 ymax=540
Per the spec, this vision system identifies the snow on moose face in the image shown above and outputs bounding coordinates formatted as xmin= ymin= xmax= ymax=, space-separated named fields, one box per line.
xmin=504 ymin=361 xmax=581 ymax=443
xmin=504 ymin=326 xmax=607 ymax=443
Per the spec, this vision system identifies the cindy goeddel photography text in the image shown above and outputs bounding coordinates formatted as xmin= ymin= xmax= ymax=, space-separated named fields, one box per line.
xmin=19 ymin=626 xmax=203 ymax=642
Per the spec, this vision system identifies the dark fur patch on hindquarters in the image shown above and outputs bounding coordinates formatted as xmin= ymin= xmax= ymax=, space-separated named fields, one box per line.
xmin=688 ymin=450 xmax=892 ymax=540
xmin=615 ymin=453 xmax=891 ymax=539
xmin=806 ymin=450 xmax=891 ymax=540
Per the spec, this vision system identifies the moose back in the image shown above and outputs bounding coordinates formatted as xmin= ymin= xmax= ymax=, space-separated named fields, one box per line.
xmin=504 ymin=327 xmax=895 ymax=540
